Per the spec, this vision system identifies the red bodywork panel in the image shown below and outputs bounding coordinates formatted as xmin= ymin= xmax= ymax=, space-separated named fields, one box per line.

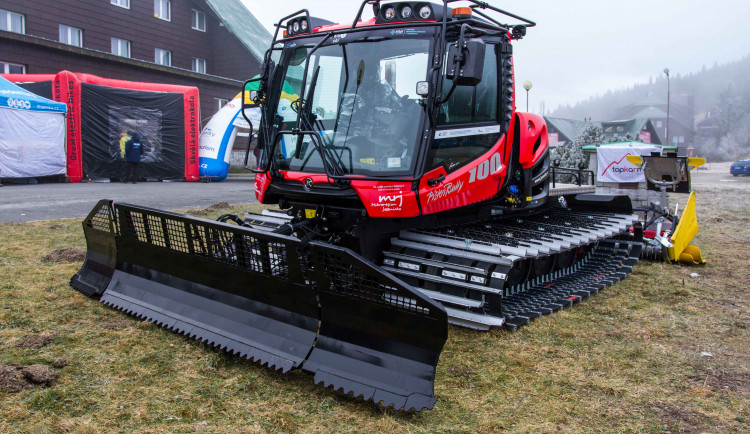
xmin=254 ymin=172 xmax=273 ymax=201
xmin=418 ymin=136 xmax=508 ymax=215
xmin=254 ymin=113 xmax=549 ymax=218
xmin=515 ymin=112 xmax=549 ymax=169
xmin=352 ymin=181 xmax=420 ymax=217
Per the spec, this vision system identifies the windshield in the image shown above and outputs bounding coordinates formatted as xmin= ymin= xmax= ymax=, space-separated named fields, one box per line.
xmin=271 ymin=35 xmax=431 ymax=176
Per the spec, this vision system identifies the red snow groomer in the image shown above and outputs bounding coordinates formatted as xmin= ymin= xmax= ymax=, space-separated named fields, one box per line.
xmin=72 ymin=1 xmax=642 ymax=411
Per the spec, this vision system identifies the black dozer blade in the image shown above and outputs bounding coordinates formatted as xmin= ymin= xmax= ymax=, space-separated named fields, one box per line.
xmin=70 ymin=200 xmax=447 ymax=412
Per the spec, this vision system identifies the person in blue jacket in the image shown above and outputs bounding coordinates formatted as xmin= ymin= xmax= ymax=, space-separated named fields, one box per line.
xmin=123 ymin=133 xmax=143 ymax=184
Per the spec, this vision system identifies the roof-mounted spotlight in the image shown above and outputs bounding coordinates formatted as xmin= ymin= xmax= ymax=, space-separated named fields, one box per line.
xmin=400 ymin=5 xmax=412 ymax=19
xmin=511 ymin=25 xmax=527 ymax=40
xmin=419 ymin=5 xmax=431 ymax=19
xmin=286 ymin=16 xmax=312 ymax=36
xmin=384 ymin=6 xmax=396 ymax=20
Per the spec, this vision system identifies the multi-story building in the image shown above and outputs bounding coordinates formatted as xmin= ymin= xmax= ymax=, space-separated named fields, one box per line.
xmin=0 ymin=0 xmax=270 ymax=123
xmin=615 ymin=94 xmax=694 ymax=155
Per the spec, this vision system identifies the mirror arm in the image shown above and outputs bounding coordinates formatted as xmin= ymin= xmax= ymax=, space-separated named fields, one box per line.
xmin=243 ymin=121 xmax=255 ymax=171
xmin=438 ymin=79 xmax=459 ymax=105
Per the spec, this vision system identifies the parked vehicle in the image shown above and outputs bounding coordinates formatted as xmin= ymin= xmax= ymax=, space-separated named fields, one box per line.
xmin=730 ymin=159 xmax=750 ymax=176
xmin=70 ymin=1 xmax=645 ymax=411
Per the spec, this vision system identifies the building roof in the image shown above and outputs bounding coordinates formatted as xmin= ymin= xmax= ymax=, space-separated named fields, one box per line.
xmin=583 ymin=140 xmax=676 ymax=151
xmin=205 ymin=0 xmax=272 ymax=64
xmin=602 ymin=118 xmax=649 ymax=134
xmin=544 ymin=117 xmax=587 ymax=143
xmin=630 ymin=106 xmax=669 ymax=119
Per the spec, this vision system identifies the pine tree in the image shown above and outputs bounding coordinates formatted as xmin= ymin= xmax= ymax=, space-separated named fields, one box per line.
xmin=551 ymin=122 xmax=603 ymax=183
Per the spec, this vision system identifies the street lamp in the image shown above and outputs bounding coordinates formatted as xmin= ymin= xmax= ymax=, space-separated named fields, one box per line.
xmin=663 ymin=68 xmax=670 ymax=146
xmin=523 ymin=80 xmax=532 ymax=112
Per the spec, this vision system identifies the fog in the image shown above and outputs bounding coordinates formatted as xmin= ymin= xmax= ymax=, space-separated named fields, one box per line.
xmin=242 ymin=0 xmax=750 ymax=112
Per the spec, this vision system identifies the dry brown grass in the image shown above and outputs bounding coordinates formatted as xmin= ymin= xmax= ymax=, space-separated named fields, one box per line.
xmin=1 ymin=189 xmax=748 ymax=432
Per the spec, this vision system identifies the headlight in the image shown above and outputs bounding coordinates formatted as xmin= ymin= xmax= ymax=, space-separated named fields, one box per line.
xmin=401 ymin=6 xmax=412 ymax=19
xmin=301 ymin=20 xmax=308 ymax=31
xmin=419 ymin=6 xmax=431 ymax=19
xmin=384 ymin=7 xmax=395 ymax=20
xmin=293 ymin=21 xmax=300 ymax=33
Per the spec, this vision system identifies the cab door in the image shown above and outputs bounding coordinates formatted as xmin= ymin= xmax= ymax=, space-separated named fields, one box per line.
xmin=419 ymin=42 xmax=507 ymax=215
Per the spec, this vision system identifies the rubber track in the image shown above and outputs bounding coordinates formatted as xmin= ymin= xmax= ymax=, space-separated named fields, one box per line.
xmin=384 ymin=208 xmax=642 ymax=330
xmin=500 ymin=239 xmax=639 ymax=331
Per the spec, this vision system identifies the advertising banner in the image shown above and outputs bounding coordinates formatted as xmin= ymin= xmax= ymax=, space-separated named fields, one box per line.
xmin=597 ymin=145 xmax=661 ymax=183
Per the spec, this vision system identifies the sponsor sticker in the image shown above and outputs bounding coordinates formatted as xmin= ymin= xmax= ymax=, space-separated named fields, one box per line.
xmin=398 ymin=261 xmax=420 ymax=271
xmin=372 ymin=194 xmax=403 ymax=212
xmin=6 ymin=98 xmax=31 ymax=110
xmin=435 ymin=125 xmax=500 ymax=139
xmin=426 ymin=180 xmax=463 ymax=204
xmin=442 ymin=270 xmax=467 ymax=280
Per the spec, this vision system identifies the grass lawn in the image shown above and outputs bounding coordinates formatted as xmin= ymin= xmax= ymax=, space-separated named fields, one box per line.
xmin=1 ymin=186 xmax=748 ymax=433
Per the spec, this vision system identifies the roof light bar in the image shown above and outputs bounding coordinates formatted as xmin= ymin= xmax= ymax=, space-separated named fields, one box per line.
xmin=377 ymin=3 xmax=435 ymax=23
xmin=286 ymin=16 xmax=312 ymax=37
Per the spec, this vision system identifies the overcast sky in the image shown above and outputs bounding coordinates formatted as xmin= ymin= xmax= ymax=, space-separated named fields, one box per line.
xmin=241 ymin=0 xmax=750 ymax=112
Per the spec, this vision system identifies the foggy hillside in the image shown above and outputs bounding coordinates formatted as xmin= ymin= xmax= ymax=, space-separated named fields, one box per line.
xmin=551 ymin=54 xmax=750 ymax=122
xmin=550 ymin=54 xmax=750 ymax=160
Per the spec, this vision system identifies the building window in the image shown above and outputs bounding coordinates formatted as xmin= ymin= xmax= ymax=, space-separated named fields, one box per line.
xmin=110 ymin=0 xmax=130 ymax=9
xmin=59 ymin=24 xmax=83 ymax=47
xmin=111 ymin=37 xmax=131 ymax=57
xmin=216 ymin=98 xmax=229 ymax=110
xmin=1 ymin=60 xmax=25 ymax=74
xmin=154 ymin=0 xmax=171 ymax=21
xmin=155 ymin=48 xmax=171 ymax=66
xmin=655 ymin=120 xmax=663 ymax=127
xmin=192 ymin=9 xmax=206 ymax=31
xmin=0 ymin=9 xmax=25 ymax=34
xmin=192 ymin=57 xmax=206 ymax=74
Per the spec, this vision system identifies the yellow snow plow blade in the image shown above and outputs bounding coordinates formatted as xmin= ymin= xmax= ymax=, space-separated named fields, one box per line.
xmin=687 ymin=157 xmax=705 ymax=170
xmin=667 ymin=192 xmax=706 ymax=264
xmin=626 ymin=155 xmax=643 ymax=166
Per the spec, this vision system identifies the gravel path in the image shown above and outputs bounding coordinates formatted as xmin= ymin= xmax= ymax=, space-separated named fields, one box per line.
xmin=0 ymin=176 xmax=257 ymax=223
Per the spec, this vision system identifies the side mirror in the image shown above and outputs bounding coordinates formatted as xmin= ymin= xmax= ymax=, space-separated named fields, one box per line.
xmin=416 ymin=81 xmax=429 ymax=98
xmin=446 ymin=38 xmax=485 ymax=86
xmin=242 ymin=78 xmax=261 ymax=108
xmin=511 ymin=25 xmax=526 ymax=40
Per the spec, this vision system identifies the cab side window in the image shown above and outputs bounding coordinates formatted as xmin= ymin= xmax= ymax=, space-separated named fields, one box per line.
xmin=429 ymin=44 xmax=500 ymax=173
xmin=437 ymin=43 xmax=498 ymax=125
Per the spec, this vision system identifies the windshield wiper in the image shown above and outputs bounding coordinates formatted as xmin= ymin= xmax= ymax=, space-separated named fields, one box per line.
xmin=297 ymin=66 xmax=349 ymax=176
xmin=286 ymin=33 xmax=347 ymax=177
